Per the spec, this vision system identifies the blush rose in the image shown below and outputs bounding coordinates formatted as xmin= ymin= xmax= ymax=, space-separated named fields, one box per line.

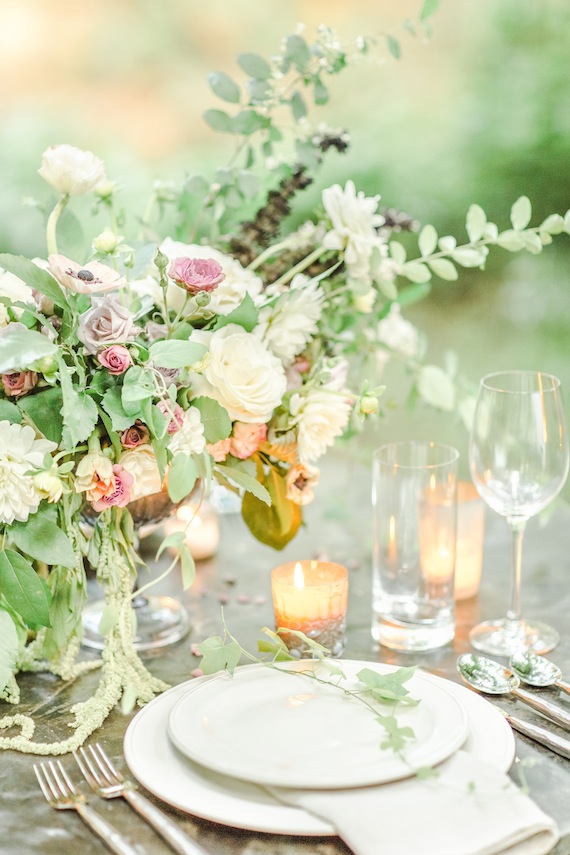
xmin=97 ymin=345 xmax=132 ymax=375
xmin=168 ymin=257 xmax=225 ymax=294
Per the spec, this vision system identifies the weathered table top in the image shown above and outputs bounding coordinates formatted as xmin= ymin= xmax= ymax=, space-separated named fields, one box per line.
xmin=1 ymin=451 xmax=569 ymax=855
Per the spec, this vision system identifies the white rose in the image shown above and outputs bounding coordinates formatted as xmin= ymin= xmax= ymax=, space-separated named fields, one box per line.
xmin=322 ymin=180 xmax=385 ymax=280
xmin=38 ymin=144 xmax=106 ymax=196
xmin=190 ymin=324 xmax=287 ymax=423
xmin=0 ymin=267 xmax=34 ymax=306
xmin=159 ymin=238 xmax=263 ymax=316
xmin=118 ymin=446 xmax=163 ymax=501
xmin=256 ymin=275 xmax=324 ymax=366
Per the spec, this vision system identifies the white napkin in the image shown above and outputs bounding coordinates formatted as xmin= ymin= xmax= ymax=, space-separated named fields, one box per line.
xmin=267 ymin=750 xmax=559 ymax=855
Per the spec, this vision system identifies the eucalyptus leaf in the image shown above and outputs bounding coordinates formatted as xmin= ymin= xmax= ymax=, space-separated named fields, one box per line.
xmin=420 ymin=0 xmax=440 ymax=21
xmin=230 ymin=110 xmax=267 ymax=136
xmin=0 ymin=610 xmax=19 ymax=693
xmin=401 ymin=261 xmax=432 ymax=283
xmin=167 ymin=453 xmax=198 ymax=504
xmin=386 ymin=35 xmax=401 ymax=59
xmin=179 ymin=543 xmax=196 ymax=589
xmin=521 ymin=231 xmax=543 ymax=255
xmin=208 ymin=71 xmax=241 ymax=104
xmin=285 ymin=34 xmax=311 ymax=69
xmin=0 ymin=549 xmax=51 ymax=628
xmin=450 ymin=247 xmax=487 ymax=267
xmin=0 ymin=326 xmax=58 ymax=374
xmin=540 ymin=214 xmax=564 ymax=235
xmin=427 ymin=258 xmax=458 ymax=281
xmin=237 ymin=170 xmax=260 ymax=199
xmin=203 ymin=109 xmax=233 ymax=134
xmin=192 ymin=396 xmax=232 ymax=444
xmin=496 ymin=230 xmax=526 ymax=252
xmin=466 ymin=204 xmax=487 ymax=242
xmin=418 ymin=224 xmax=437 ymax=256
xmin=313 ymin=76 xmax=329 ymax=105
xmin=149 ymin=339 xmax=207 ymax=369
xmin=389 ymin=241 xmax=406 ymax=265
xmin=290 ymin=91 xmax=307 ymax=121
xmin=237 ymin=52 xmax=272 ymax=80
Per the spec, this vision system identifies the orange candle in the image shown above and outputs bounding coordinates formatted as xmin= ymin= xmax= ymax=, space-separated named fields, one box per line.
xmin=271 ymin=560 xmax=348 ymax=657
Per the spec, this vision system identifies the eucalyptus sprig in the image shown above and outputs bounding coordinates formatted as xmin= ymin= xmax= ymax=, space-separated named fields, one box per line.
xmin=197 ymin=620 xmax=421 ymax=757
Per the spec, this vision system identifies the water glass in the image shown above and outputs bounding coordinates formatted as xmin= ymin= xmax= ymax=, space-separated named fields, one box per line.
xmin=372 ymin=441 xmax=459 ymax=651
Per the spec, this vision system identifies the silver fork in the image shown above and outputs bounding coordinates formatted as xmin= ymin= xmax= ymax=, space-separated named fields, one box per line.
xmin=74 ymin=743 xmax=207 ymax=855
xmin=34 ymin=760 xmax=139 ymax=855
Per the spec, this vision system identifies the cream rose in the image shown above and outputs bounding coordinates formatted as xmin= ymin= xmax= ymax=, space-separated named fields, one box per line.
xmin=118 ymin=446 xmax=163 ymax=501
xmin=190 ymin=324 xmax=287 ymax=423
xmin=38 ymin=144 xmax=106 ymax=196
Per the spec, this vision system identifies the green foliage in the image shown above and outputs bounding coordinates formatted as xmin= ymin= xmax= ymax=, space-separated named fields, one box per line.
xmin=357 ymin=666 xmax=419 ymax=705
xmin=0 ymin=549 xmax=51 ymax=629
xmin=9 ymin=506 xmax=76 ymax=568
xmin=192 ymin=396 xmax=232 ymax=444
xmin=198 ymin=635 xmax=242 ymax=675
xmin=167 ymin=453 xmax=198 ymax=503
xmin=241 ymin=463 xmax=301 ymax=550
xmin=0 ymin=254 xmax=68 ymax=310
xmin=0 ymin=610 xmax=19 ymax=694
xmin=18 ymin=387 xmax=64 ymax=443
xmin=0 ymin=326 xmax=58 ymax=374
xmin=148 ymin=339 xmax=207 ymax=369
xmin=212 ymin=292 xmax=258 ymax=332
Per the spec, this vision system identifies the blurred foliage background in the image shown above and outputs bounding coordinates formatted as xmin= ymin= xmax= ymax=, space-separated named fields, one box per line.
xmin=1 ymin=0 xmax=569 ymax=472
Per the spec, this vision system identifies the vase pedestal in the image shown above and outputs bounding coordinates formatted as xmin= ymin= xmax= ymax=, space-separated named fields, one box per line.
xmin=82 ymin=594 xmax=192 ymax=652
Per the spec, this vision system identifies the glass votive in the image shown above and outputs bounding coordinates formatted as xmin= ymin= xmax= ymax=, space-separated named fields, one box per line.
xmin=166 ymin=500 xmax=220 ymax=561
xmin=271 ymin=560 xmax=349 ymax=658
xmin=455 ymin=481 xmax=485 ymax=600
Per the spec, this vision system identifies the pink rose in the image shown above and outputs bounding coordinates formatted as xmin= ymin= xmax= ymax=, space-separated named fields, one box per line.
xmin=120 ymin=421 xmax=150 ymax=448
xmin=2 ymin=370 xmax=38 ymax=398
xmin=229 ymin=422 xmax=267 ymax=460
xmin=167 ymin=257 xmax=225 ymax=294
xmin=206 ymin=438 xmax=231 ymax=462
xmin=157 ymin=400 xmax=184 ymax=435
xmin=91 ymin=465 xmax=134 ymax=511
xmin=97 ymin=345 xmax=132 ymax=375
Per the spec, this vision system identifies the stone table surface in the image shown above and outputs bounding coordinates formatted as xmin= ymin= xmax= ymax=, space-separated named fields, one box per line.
xmin=1 ymin=452 xmax=570 ymax=855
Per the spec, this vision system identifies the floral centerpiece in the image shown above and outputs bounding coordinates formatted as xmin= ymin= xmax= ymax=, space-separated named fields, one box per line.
xmin=1 ymin=17 xmax=569 ymax=755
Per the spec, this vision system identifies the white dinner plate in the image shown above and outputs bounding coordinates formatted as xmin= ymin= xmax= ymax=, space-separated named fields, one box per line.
xmin=166 ymin=662 xmax=468 ymax=789
xmin=123 ymin=661 xmax=516 ymax=836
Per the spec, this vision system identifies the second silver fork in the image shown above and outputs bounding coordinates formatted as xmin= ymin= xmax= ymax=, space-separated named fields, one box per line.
xmin=74 ymin=744 xmax=207 ymax=855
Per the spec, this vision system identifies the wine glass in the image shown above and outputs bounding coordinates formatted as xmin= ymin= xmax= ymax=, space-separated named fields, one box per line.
xmin=468 ymin=370 xmax=569 ymax=656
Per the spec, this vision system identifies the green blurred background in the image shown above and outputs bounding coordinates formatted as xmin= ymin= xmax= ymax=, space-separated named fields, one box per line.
xmin=1 ymin=0 xmax=569 ymax=479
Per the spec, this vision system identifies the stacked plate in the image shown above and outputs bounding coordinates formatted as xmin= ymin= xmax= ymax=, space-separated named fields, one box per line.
xmin=123 ymin=660 xmax=515 ymax=836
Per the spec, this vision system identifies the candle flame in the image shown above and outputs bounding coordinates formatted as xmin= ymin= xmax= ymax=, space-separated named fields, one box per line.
xmin=293 ymin=562 xmax=305 ymax=589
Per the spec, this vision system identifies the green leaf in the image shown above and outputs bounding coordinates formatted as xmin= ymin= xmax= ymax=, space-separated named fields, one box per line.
xmin=237 ymin=170 xmax=260 ymax=199
xmin=417 ymin=364 xmax=455 ymax=411
xmin=179 ymin=543 xmax=196 ymax=589
xmin=217 ymin=462 xmax=271 ymax=505
xmin=192 ymin=396 xmax=231 ymax=444
xmin=418 ymin=224 xmax=437 ymax=256
xmin=427 ymin=258 xmax=458 ymax=281
xmin=496 ymin=230 xmax=526 ymax=252
xmin=203 ymin=109 xmax=233 ymax=133
xmin=0 ymin=326 xmax=58 ymax=374
xmin=564 ymin=210 xmax=570 ymax=234
xmin=290 ymin=90 xmax=307 ymax=122
xmin=376 ymin=714 xmax=416 ymax=753
xmin=148 ymin=339 xmax=207 ymax=369
xmin=241 ymin=465 xmax=301 ymax=550
xmin=0 ymin=549 xmax=51 ymax=628
xmin=101 ymin=388 xmax=136 ymax=432
xmin=313 ymin=76 xmax=329 ymax=106
xmin=401 ymin=261 xmax=432 ymax=283
xmin=237 ymin=52 xmax=272 ymax=80
xmin=0 ymin=254 xmax=68 ymax=310
xmin=257 ymin=626 xmax=294 ymax=660
xmin=0 ymin=399 xmax=21 ymax=423
xmin=510 ymin=196 xmax=532 ymax=231
xmin=466 ymin=204 xmax=487 ymax=242
xmin=10 ymin=512 xmax=76 ymax=569
xmin=208 ymin=71 xmax=241 ymax=104
xmin=212 ymin=292 xmax=259 ymax=332
xmin=0 ymin=610 xmax=19 ymax=693
xmin=230 ymin=110 xmax=267 ymax=136
xmin=285 ymin=34 xmax=311 ymax=70
xmin=420 ymin=0 xmax=440 ymax=21
xmin=450 ymin=247 xmax=488 ymax=267
xmin=357 ymin=666 xmax=418 ymax=703
xmin=58 ymin=357 xmax=99 ymax=449
xmin=167 ymin=453 xmax=198 ymax=504
xmin=389 ymin=241 xmax=407 ymax=265
xmin=17 ymin=387 xmax=64 ymax=443
xmin=155 ymin=530 xmax=185 ymax=561
xmin=386 ymin=35 xmax=401 ymax=59
xmin=121 ymin=366 xmax=155 ymax=415
xmin=198 ymin=635 xmax=242 ymax=675
xmin=398 ymin=283 xmax=431 ymax=306
xmin=520 ymin=231 xmax=543 ymax=255
xmin=98 ymin=604 xmax=119 ymax=636
xmin=539 ymin=214 xmax=564 ymax=235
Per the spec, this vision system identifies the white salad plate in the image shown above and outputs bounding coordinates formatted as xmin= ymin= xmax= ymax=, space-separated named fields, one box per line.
xmin=166 ymin=662 xmax=468 ymax=789
xmin=123 ymin=660 xmax=516 ymax=837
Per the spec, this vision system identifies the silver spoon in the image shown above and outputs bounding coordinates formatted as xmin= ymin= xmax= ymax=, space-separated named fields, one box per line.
xmin=510 ymin=651 xmax=570 ymax=696
xmin=457 ymin=653 xmax=570 ymax=730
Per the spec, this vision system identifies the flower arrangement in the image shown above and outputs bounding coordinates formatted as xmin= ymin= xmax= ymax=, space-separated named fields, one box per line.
xmin=1 ymin=17 xmax=569 ymax=755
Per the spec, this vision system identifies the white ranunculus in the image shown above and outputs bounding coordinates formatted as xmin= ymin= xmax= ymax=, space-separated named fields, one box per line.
xmin=118 ymin=446 xmax=163 ymax=501
xmin=322 ymin=180 xmax=385 ymax=281
xmin=38 ymin=144 xmax=106 ymax=196
xmin=255 ymin=275 xmax=324 ymax=366
xmin=190 ymin=324 xmax=287 ymax=423
xmin=168 ymin=407 xmax=206 ymax=457
xmin=290 ymin=388 xmax=352 ymax=464
xmin=0 ymin=421 xmax=57 ymax=524
xmin=159 ymin=238 xmax=263 ymax=316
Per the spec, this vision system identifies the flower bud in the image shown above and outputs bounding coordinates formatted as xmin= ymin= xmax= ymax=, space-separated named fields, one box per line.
xmin=92 ymin=227 xmax=120 ymax=254
xmin=34 ymin=469 xmax=64 ymax=503
xmin=359 ymin=395 xmax=378 ymax=415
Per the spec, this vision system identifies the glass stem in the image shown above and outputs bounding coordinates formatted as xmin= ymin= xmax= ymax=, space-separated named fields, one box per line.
xmin=506 ymin=516 xmax=527 ymax=625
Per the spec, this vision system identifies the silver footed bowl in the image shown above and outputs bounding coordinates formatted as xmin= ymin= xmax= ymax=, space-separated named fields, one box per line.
xmin=82 ymin=481 xmax=203 ymax=528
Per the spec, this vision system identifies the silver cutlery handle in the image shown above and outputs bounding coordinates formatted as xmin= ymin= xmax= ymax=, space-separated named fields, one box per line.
xmin=124 ymin=789 xmax=208 ymax=855
xmin=76 ymin=804 xmax=140 ymax=855
xmin=513 ymin=686 xmax=570 ymax=729
xmin=555 ymin=678 xmax=570 ymax=697
xmin=506 ymin=713 xmax=570 ymax=760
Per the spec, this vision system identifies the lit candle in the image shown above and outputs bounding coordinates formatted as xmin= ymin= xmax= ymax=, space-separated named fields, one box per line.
xmin=455 ymin=481 xmax=485 ymax=600
xmin=165 ymin=500 xmax=220 ymax=561
xmin=271 ymin=560 xmax=349 ymax=657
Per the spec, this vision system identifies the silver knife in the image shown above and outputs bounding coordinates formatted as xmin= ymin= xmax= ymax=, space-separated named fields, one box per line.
xmin=497 ymin=708 xmax=570 ymax=760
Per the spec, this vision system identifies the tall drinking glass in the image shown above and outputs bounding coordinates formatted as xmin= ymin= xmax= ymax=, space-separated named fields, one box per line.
xmin=469 ymin=371 xmax=569 ymax=656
